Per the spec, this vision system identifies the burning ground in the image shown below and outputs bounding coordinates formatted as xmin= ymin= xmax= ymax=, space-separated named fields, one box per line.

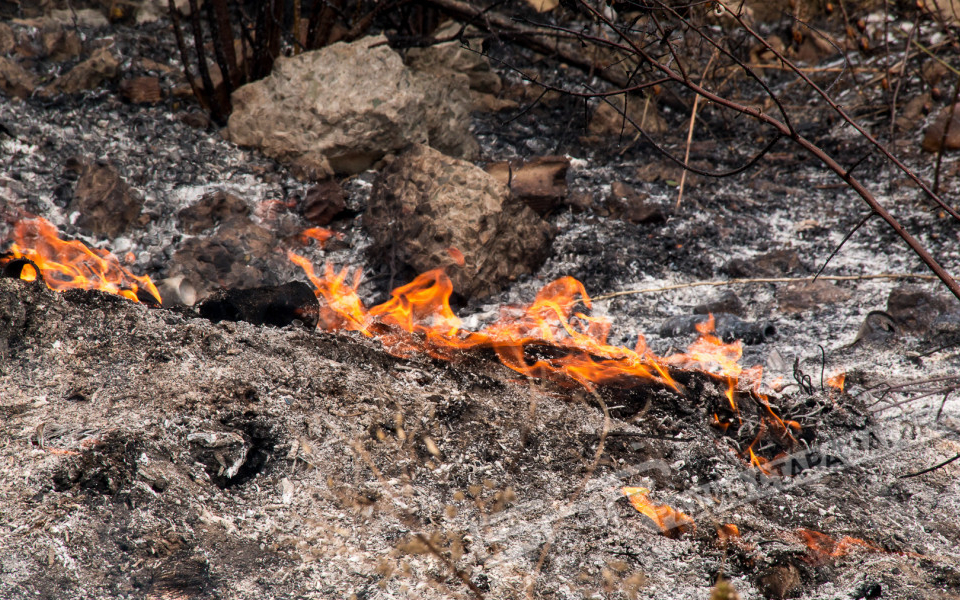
xmin=2 ymin=3 xmax=960 ymax=600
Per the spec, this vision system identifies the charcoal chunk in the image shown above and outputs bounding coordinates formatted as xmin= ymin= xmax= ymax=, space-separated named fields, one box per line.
xmin=198 ymin=281 xmax=319 ymax=329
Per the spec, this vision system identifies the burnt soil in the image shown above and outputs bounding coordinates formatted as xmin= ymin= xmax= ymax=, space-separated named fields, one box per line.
xmin=2 ymin=6 xmax=960 ymax=600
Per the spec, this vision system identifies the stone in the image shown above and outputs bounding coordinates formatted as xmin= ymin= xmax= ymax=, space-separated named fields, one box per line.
xmin=922 ymin=103 xmax=960 ymax=152
xmin=40 ymin=20 xmax=81 ymax=62
xmin=725 ymin=249 xmax=807 ymax=278
xmin=485 ymin=156 xmax=569 ymax=216
xmin=227 ymin=35 xmax=477 ymax=175
xmin=301 ymin=180 xmax=346 ymax=226
xmin=178 ymin=190 xmax=250 ymax=235
xmin=170 ymin=217 xmax=278 ymax=297
xmin=0 ymin=57 xmax=37 ymax=99
xmin=886 ymin=285 xmax=952 ymax=334
xmin=119 ymin=76 xmax=163 ymax=104
xmin=40 ymin=46 xmax=119 ymax=96
xmin=364 ymin=144 xmax=553 ymax=298
xmin=694 ymin=290 xmax=745 ymax=317
xmin=607 ymin=181 xmax=666 ymax=224
xmin=756 ymin=563 xmax=801 ymax=599
xmin=585 ymin=93 xmax=668 ymax=141
xmin=405 ymin=25 xmax=502 ymax=94
xmin=776 ymin=280 xmax=852 ymax=313
xmin=288 ymin=151 xmax=334 ymax=182
xmin=49 ymin=8 xmax=111 ymax=28
xmin=68 ymin=159 xmax=143 ymax=238
xmin=0 ymin=22 xmax=15 ymax=55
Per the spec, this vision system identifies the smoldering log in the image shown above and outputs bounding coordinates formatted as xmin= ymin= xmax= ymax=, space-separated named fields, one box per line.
xmin=659 ymin=313 xmax=777 ymax=345
xmin=198 ymin=281 xmax=320 ymax=328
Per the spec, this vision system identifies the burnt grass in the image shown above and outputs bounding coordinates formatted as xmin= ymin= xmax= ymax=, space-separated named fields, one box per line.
xmin=2 ymin=6 xmax=960 ymax=600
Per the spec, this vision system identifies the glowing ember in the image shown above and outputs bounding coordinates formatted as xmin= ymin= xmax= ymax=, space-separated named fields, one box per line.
xmin=826 ymin=372 xmax=846 ymax=393
xmin=298 ymin=227 xmax=341 ymax=248
xmin=1 ymin=218 xmax=161 ymax=304
xmin=794 ymin=528 xmax=881 ymax=563
xmin=622 ymin=487 xmax=695 ymax=537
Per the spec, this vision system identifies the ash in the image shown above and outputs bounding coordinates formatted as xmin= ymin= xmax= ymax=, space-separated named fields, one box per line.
xmin=2 ymin=10 xmax=960 ymax=600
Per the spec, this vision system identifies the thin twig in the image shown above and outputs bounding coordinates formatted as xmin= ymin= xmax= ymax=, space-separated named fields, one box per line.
xmin=592 ymin=273 xmax=937 ymax=301
xmin=899 ymin=453 xmax=960 ymax=478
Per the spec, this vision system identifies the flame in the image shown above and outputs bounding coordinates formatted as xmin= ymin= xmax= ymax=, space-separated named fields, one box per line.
xmin=298 ymin=227 xmax=341 ymax=248
xmin=826 ymin=372 xmax=846 ymax=393
xmin=794 ymin=528 xmax=881 ymax=563
xmin=289 ymin=256 xmax=798 ymax=466
xmin=1 ymin=218 xmax=161 ymax=304
xmin=622 ymin=487 xmax=695 ymax=537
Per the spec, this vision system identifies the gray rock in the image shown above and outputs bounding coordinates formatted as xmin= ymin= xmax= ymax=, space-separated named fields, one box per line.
xmin=40 ymin=46 xmax=120 ymax=96
xmin=227 ymin=35 xmax=477 ymax=175
xmin=364 ymin=144 xmax=553 ymax=299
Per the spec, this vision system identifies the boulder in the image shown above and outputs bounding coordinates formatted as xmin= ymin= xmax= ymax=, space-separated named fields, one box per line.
xmin=405 ymin=25 xmax=502 ymax=94
xmin=364 ymin=145 xmax=553 ymax=298
xmin=227 ymin=35 xmax=477 ymax=175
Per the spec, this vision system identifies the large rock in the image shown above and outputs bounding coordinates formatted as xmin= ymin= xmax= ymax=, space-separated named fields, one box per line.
xmin=227 ymin=35 xmax=477 ymax=175
xmin=364 ymin=145 xmax=553 ymax=298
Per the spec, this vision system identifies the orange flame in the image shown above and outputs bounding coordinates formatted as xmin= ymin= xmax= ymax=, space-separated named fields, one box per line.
xmin=298 ymin=227 xmax=341 ymax=248
xmin=2 ymin=218 xmax=161 ymax=304
xmin=622 ymin=487 xmax=695 ymax=537
xmin=289 ymin=256 xmax=798 ymax=466
xmin=795 ymin=528 xmax=881 ymax=563
xmin=826 ymin=372 xmax=846 ymax=393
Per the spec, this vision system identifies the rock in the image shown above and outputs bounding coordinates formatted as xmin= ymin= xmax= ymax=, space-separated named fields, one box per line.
xmin=301 ymin=180 xmax=346 ymax=226
xmin=725 ymin=249 xmax=807 ymax=278
xmin=0 ymin=56 xmax=37 ymax=99
xmin=119 ymin=76 xmax=162 ymax=104
xmin=694 ymin=290 xmax=745 ymax=317
xmin=179 ymin=110 xmax=212 ymax=130
xmin=178 ymin=190 xmax=250 ymax=235
xmin=288 ymin=151 xmax=333 ymax=182
xmin=895 ymin=93 xmax=932 ymax=133
xmin=756 ymin=563 xmax=801 ymax=599
xmin=405 ymin=25 xmax=502 ymax=94
xmin=585 ymin=93 xmax=668 ymax=141
xmin=485 ymin=156 xmax=569 ymax=216
xmin=776 ymin=280 xmax=852 ymax=313
xmin=0 ymin=22 xmax=15 ymax=55
xmin=922 ymin=103 xmax=960 ymax=152
xmin=40 ymin=46 xmax=120 ymax=96
xmin=49 ymin=8 xmax=111 ymax=28
xmin=607 ymin=181 xmax=666 ymax=224
xmin=364 ymin=144 xmax=553 ymax=298
xmin=227 ymin=34 xmax=477 ymax=175
xmin=851 ymin=311 xmax=899 ymax=347
xmin=68 ymin=159 xmax=143 ymax=238
xmin=40 ymin=20 xmax=81 ymax=62
xmin=170 ymin=218 xmax=278 ymax=296
xmin=886 ymin=285 xmax=952 ymax=334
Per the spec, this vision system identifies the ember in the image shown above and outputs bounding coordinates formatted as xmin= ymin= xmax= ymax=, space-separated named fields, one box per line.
xmin=1 ymin=218 xmax=161 ymax=304
xmin=826 ymin=372 xmax=846 ymax=393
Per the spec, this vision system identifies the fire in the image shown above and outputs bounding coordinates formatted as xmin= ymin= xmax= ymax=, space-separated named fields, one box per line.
xmin=826 ymin=372 xmax=846 ymax=393
xmin=298 ymin=227 xmax=341 ymax=248
xmin=622 ymin=487 xmax=695 ymax=537
xmin=0 ymin=218 xmax=161 ymax=304
xmin=794 ymin=528 xmax=881 ymax=563
xmin=289 ymin=256 xmax=799 ymax=467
